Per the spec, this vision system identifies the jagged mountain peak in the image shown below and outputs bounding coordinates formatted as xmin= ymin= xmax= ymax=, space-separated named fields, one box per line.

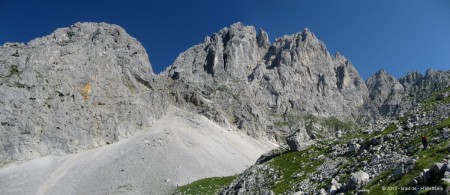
xmin=301 ymin=27 xmax=317 ymax=40
xmin=257 ymin=28 xmax=270 ymax=48
xmin=400 ymin=71 xmax=424 ymax=84
xmin=368 ymin=68 xmax=397 ymax=83
xmin=333 ymin=52 xmax=348 ymax=62
xmin=163 ymin=22 xmax=369 ymax=140
xmin=377 ymin=68 xmax=387 ymax=74
xmin=374 ymin=68 xmax=390 ymax=76
xmin=215 ymin=22 xmax=257 ymax=38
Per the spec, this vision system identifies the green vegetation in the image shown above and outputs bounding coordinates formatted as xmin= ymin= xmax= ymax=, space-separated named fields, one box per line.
xmin=174 ymin=176 xmax=237 ymax=195
xmin=322 ymin=116 xmax=355 ymax=132
xmin=380 ymin=123 xmax=398 ymax=136
xmin=422 ymin=87 xmax=450 ymax=112
xmin=367 ymin=117 xmax=450 ymax=195
xmin=271 ymin=113 xmax=360 ymax=141
xmin=175 ymin=98 xmax=450 ymax=195
xmin=274 ymin=121 xmax=290 ymax=127
xmin=1 ymin=64 xmax=21 ymax=85
xmin=439 ymin=179 xmax=450 ymax=188
xmin=269 ymin=145 xmax=329 ymax=194
xmin=8 ymin=65 xmax=20 ymax=77
xmin=174 ymin=144 xmax=330 ymax=194
xmin=304 ymin=113 xmax=318 ymax=132
xmin=216 ymin=85 xmax=238 ymax=99
xmin=366 ymin=169 xmax=394 ymax=189
xmin=368 ymin=139 xmax=450 ymax=195
xmin=271 ymin=112 xmax=302 ymax=128
xmin=13 ymin=82 xmax=30 ymax=89
xmin=436 ymin=117 xmax=450 ymax=130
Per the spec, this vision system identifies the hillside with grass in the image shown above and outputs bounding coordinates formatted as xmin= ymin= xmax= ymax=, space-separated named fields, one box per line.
xmin=175 ymin=87 xmax=450 ymax=194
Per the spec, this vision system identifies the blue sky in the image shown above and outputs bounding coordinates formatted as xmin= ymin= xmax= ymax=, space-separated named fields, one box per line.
xmin=1 ymin=0 xmax=449 ymax=79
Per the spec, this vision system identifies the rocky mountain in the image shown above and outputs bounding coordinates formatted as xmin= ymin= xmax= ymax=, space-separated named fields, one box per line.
xmin=163 ymin=22 xmax=368 ymax=142
xmin=163 ymin=22 xmax=450 ymax=143
xmin=361 ymin=69 xmax=450 ymax=124
xmin=1 ymin=22 xmax=449 ymax=194
xmin=178 ymin=83 xmax=450 ymax=195
xmin=165 ymin=23 xmax=450 ymax=194
xmin=0 ymin=22 xmax=168 ymax=166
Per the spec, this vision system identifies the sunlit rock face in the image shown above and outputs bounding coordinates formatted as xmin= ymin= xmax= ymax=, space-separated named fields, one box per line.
xmin=0 ymin=22 xmax=168 ymax=165
xmin=163 ymin=22 xmax=368 ymax=140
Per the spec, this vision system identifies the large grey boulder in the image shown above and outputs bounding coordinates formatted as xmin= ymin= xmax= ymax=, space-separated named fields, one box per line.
xmin=348 ymin=171 xmax=369 ymax=189
xmin=431 ymin=162 xmax=447 ymax=178
xmin=286 ymin=128 xmax=311 ymax=152
xmin=393 ymin=166 xmax=405 ymax=180
xmin=0 ymin=22 xmax=168 ymax=166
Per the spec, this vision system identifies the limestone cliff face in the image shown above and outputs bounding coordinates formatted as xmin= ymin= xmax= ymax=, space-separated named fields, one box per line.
xmin=399 ymin=69 xmax=450 ymax=102
xmin=163 ymin=23 xmax=369 ymax=141
xmin=364 ymin=69 xmax=404 ymax=119
xmin=0 ymin=22 xmax=168 ymax=165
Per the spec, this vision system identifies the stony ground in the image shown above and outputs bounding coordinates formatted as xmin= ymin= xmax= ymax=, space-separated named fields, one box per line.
xmin=176 ymin=88 xmax=450 ymax=195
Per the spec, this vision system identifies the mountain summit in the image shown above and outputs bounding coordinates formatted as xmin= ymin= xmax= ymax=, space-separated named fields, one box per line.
xmin=164 ymin=22 xmax=370 ymax=141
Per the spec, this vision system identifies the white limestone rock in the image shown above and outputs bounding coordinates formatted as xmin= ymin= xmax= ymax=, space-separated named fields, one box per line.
xmin=0 ymin=22 xmax=168 ymax=166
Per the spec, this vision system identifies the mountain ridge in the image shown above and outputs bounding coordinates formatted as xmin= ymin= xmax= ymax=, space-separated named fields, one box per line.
xmin=1 ymin=22 xmax=449 ymax=165
xmin=0 ymin=22 xmax=449 ymax=194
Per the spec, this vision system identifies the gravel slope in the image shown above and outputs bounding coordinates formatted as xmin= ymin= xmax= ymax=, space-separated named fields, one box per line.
xmin=0 ymin=106 xmax=276 ymax=195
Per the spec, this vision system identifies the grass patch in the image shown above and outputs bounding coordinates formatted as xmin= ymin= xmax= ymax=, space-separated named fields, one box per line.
xmin=367 ymin=140 xmax=450 ymax=195
xmin=366 ymin=169 xmax=394 ymax=191
xmin=366 ymin=117 xmax=450 ymax=195
xmin=422 ymin=87 xmax=450 ymax=112
xmin=322 ymin=116 xmax=355 ymax=132
xmin=435 ymin=117 xmax=450 ymax=130
xmin=269 ymin=145 xmax=328 ymax=194
xmin=380 ymin=123 xmax=398 ymax=137
xmin=216 ymin=85 xmax=238 ymax=99
xmin=398 ymin=140 xmax=449 ymax=184
xmin=174 ymin=176 xmax=236 ymax=195
xmin=274 ymin=121 xmax=290 ymax=127
xmin=1 ymin=64 xmax=21 ymax=79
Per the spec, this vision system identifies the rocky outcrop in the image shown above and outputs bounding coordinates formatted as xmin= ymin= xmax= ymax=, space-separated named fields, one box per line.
xmin=347 ymin=171 xmax=370 ymax=189
xmin=163 ymin=22 xmax=368 ymax=141
xmin=361 ymin=69 xmax=450 ymax=123
xmin=286 ymin=128 xmax=312 ymax=152
xmin=399 ymin=69 xmax=450 ymax=104
xmin=220 ymin=89 xmax=450 ymax=194
xmin=366 ymin=69 xmax=404 ymax=116
xmin=0 ymin=22 xmax=168 ymax=166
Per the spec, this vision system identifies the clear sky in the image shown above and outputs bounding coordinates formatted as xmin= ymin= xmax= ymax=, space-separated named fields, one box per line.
xmin=1 ymin=0 xmax=449 ymax=79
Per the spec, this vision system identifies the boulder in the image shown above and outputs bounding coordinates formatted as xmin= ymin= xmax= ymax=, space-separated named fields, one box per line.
xmin=437 ymin=93 xmax=449 ymax=100
xmin=286 ymin=128 xmax=311 ymax=152
xmin=318 ymin=188 xmax=327 ymax=195
xmin=329 ymin=179 xmax=341 ymax=195
xmin=329 ymin=185 xmax=338 ymax=195
xmin=393 ymin=166 xmax=404 ymax=180
xmin=348 ymin=171 xmax=370 ymax=189
xmin=421 ymin=169 xmax=431 ymax=184
xmin=431 ymin=163 xmax=447 ymax=178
